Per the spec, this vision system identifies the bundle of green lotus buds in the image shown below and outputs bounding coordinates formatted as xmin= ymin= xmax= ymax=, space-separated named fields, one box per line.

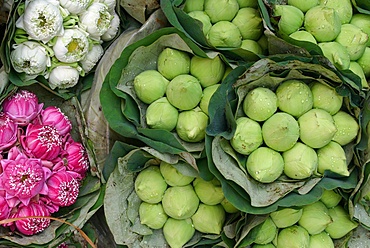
xmin=262 ymin=0 xmax=370 ymax=88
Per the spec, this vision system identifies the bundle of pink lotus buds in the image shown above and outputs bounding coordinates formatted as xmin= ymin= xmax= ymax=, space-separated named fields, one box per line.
xmin=0 ymin=89 xmax=89 ymax=235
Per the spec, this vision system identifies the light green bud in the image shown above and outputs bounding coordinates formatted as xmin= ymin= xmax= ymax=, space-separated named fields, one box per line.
xmin=262 ymin=112 xmax=300 ymax=152
xmin=283 ymin=142 xmax=318 ymax=179
xmin=318 ymin=41 xmax=351 ymax=70
xmin=298 ymin=109 xmax=337 ymax=149
xmin=287 ymin=0 xmax=319 ymax=12
xmin=350 ymin=13 xmax=370 ymax=46
xmin=320 ymin=189 xmax=342 ymax=208
xmin=190 ymin=55 xmax=225 ymax=87
xmin=146 ymin=97 xmax=179 ymax=131
xmin=134 ymin=166 xmax=168 ymax=204
xmin=252 ymin=244 xmax=276 ymax=248
xmin=276 ymin=79 xmax=313 ymax=118
xmin=298 ymin=201 xmax=332 ymax=235
xmin=357 ymin=47 xmax=370 ymax=77
xmin=157 ymin=48 xmax=191 ymax=80
xmin=304 ymin=6 xmax=342 ymax=42
xmin=289 ymin=30 xmax=317 ymax=44
xmin=270 ymin=208 xmax=303 ymax=228
xmin=134 ymin=70 xmax=169 ymax=104
xmin=241 ymin=39 xmax=264 ymax=54
xmin=310 ymin=81 xmax=343 ymax=115
xmin=276 ymin=225 xmax=310 ymax=248
xmin=317 ymin=141 xmax=349 ymax=176
xmin=273 ymin=5 xmax=304 ymax=35
xmin=237 ymin=0 xmax=258 ymax=8
xmin=230 ymin=117 xmax=263 ymax=155
xmin=204 ymin=0 xmax=239 ymax=23
xmin=163 ymin=218 xmax=195 ymax=248
xmin=188 ymin=11 xmax=212 ymax=35
xmin=176 ymin=107 xmax=209 ymax=143
xmin=243 ymin=87 xmax=278 ymax=122
xmin=246 ymin=147 xmax=284 ymax=183
xmin=159 ymin=161 xmax=195 ymax=186
xmin=232 ymin=7 xmax=263 ymax=40
xmin=166 ymin=74 xmax=203 ymax=110
xmin=191 ymin=204 xmax=226 ymax=234
xmin=193 ymin=177 xmax=224 ymax=205
xmin=139 ymin=202 xmax=168 ymax=229
xmin=250 ymin=217 xmax=277 ymax=245
xmin=349 ymin=61 xmax=368 ymax=89
xmin=319 ymin=0 xmax=353 ymax=24
xmin=200 ymin=84 xmax=220 ymax=115
xmin=332 ymin=111 xmax=359 ymax=146
xmin=221 ymin=197 xmax=239 ymax=213
xmin=162 ymin=185 xmax=200 ymax=219
xmin=207 ymin=21 xmax=243 ymax=48
xmin=183 ymin=0 xmax=204 ymax=13
xmin=308 ymin=231 xmax=334 ymax=248
xmin=325 ymin=205 xmax=358 ymax=239
xmin=336 ymin=24 xmax=368 ymax=60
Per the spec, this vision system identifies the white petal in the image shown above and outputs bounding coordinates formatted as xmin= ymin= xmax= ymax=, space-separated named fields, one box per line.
xmin=53 ymin=28 xmax=89 ymax=63
xmin=80 ymin=44 xmax=104 ymax=73
xmin=49 ymin=66 xmax=80 ymax=89
xmin=59 ymin=0 xmax=90 ymax=14
xmin=101 ymin=11 xmax=120 ymax=41
xmin=79 ymin=2 xmax=112 ymax=40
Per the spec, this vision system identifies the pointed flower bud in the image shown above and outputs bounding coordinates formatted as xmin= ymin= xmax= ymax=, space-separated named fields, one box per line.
xmin=325 ymin=205 xmax=358 ymax=239
xmin=270 ymin=207 xmax=303 ymax=228
xmin=191 ymin=204 xmax=226 ymax=234
xmin=163 ymin=218 xmax=195 ymax=248
xmin=159 ymin=161 xmax=195 ymax=187
xmin=298 ymin=201 xmax=332 ymax=235
xmin=79 ymin=2 xmax=112 ymax=40
xmin=276 ymin=225 xmax=310 ymax=248
xmin=48 ymin=65 xmax=80 ymax=90
xmin=0 ymin=113 xmax=18 ymax=152
xmin=193 ymin=177 xmax=224 ymax=205
xmin=249 ymin=217 xmax=277 ymax=245
xmin=139 ymin=202 xmax=168 ymax=229
xmin=40 ymin=106 xmax=72 ymax=136
xmin=64 ymin=141 xmax=90 ymax=177
xmin=162 ymin=185 xmax=199 ymax=219
xmin=59 ymin=0 xmax=90 ymax=14
xmin=46 ymin=170 xmax=80 ymax=207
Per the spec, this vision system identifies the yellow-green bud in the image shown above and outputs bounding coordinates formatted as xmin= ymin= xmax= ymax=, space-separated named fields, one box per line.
xmin=159 ymin=161 xmax=195 ymax=186
xmin=349 ymin=61 xmax=368 ymax=89
xmin=204 ymin=0 xmax=239 ymax=23
xmin=237 ymin=0 xmax=258 ymax=8
xmin=317 ymin=141 xmax=349 ymax=176
xmin=308 ymin=231 xmax=334 ymax=248
xmin=357 ymin=47 xmax=370 ymax=78
xmin=310 ymin=82 xmax=343 ymax=115
xmin=243 ymin=87 xmax=278 ymax=122
xmin=221 ymin=197 xmax=239 ymax=213
xmin=191 ymin=204 xmax=226 ymax=234
xmin=232 ymin=7 xmax=263 ymax=40
xmin=270 ymin=208 xmax=303 ymax=228
xmin=350 ymin=13 xmax=370 ymax=46
xmin=298 ymin=201 xmax=332 ymax=235
xmin=230 ymin=117 xmax=263 ymax=155
xmin=146 ymin=97 xmax=179 ymax=131
xmin=139 ymin=202 xmax=168 ymax=229
xmin=207 ymin=21 xmax=243 ymax=48
xmin=287 ymin=0 xmax=319 ymax=12
xmin=183 ymin=0 xmax=204 ymax=13
xmin=188 ymin=11 xmax=212 ymax=35
xmin=318 ymin=41 xmax=351 ymax=70
xmin=332 ymin=111 xmax=359 ymax=146
xmin=325 ymin=205 xmax=358 ymax=239
xmin=176 ymin=107 xmax=209 ymax=143
xmin=190 ymin=55 xmax=225 ymax=87
xmin=276 ymin=225 xmax=309 ymax=248
xmin=273 ymin=5 xmax=304 ymax=35
xmin=320 ymin=190 xmax=342 ymax=208
xmin=289 ymin=30 xmax=317 ymax=44
xmin=134 ymin=70 xmax=169 ymax=104
xmin=193 ymin=177 xmax=224 ymax=205
xmin=335 ymin=24 xmax=368 ymax=60
xmin=157 ymin=48 xmax=191 ymax=80
xmin=319 ymin=0 xmax=353 ymax=24
xmin=163 ymin=218 xmax=195 ymax=248
xmin=250 ymin=217 xmax=277 ymax=245
xmin=134 ymin=166 xmax=168 ymax=203
xmin=200 ymin=84 xmax=220 ymax=115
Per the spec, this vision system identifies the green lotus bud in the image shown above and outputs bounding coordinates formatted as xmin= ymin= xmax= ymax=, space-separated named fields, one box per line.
xmin=319 ymin=0 xmax=352 ymax=24
xmin=232 ymin=7 xmax=263 ymax=40
xmin=188 ymin=11 xmax=212 ymax=35
xmin=298 ymin=109 xmax=337 ymax=149
xmin=252 ymin=244 xmax=276 ymax=248
xmin=134 ymin=70 xmax=169 ymax=104
xmin=276 ymin=225 xmax=310 ymax=248
xmin=183 ymin=0 xmax=204 ymax=13
xmin=317 ymin=141 xmax=349 ymax=176
xmin=243 ymin=87 xmax=278 ymax=122
xmin=325 ymin=205 xmax=358 ymax=239
xmin=237 ymin=0 xmax=258 ymax=8
xmin=273 ymin=5 xmax=304 ymax=35
xmin=270 ymin=208 xmax=303 ymax=228
xmin=304 ymin=6 xmax=341 ymax=42
xmin=257 ymin=34 xmax=269 ymax=55
xmin=262 ymin=112 xmax=300 ymax=152
xmin=320 ymin=189 xmax=342 ymax=208
xmin=246 ymin=147 xmax=284 ymax=183
xmin=335 ymin=24 xmax=368 ymax=60
xmin=207 ymin=21 xmax=243 ymax=48
xmin=163 ymin=218 xmax=195 ymax=248
xmin=287 ymin=0 xmax=319 ymax=12
xmin=191 ymin=203 xmax=225 ymax=234
xmin=350 ymin=13 xmax=370 ymax=47
xmin=357 ymin=47 xmax=370 ymax=78
xmin=162 ymin=185 xmax=200 ymax=219
xmin=318 ymin=41 xmax=351 ymax=70
xmin=298 ymin=201 xmax=332 ymax=235
xmin=190 ymin=55 xmax=225 ymax=87
xmin=349 ymin=61 xmax=368 ymax=89
xmin=276 ymin=79 xmax=313 ymax=118
xmin=139 ymin=202 xmax=168 ymax=229
xmin=204 ymin=0 xmax=239 ymax=23
xmin=159 ymin=161 xmax=195 ymax=186
xmin=221 ymin=197 xmax=239 ymax=213
xmin=249 ymin=217 xmax=277 ymax=245
xmin=166 ymin=74 xmax=203 ymax=110
xmin=200 ymin=84 xmax=220 ymax=115
xmin=308 ymin=231 xmax=334 ymax=248
xmin=282 ymin=142 xmax=318 ymax=179
xmin=134 ymin=166 xmax=168 ymax=204
xmin=332 ymin=111 xmax=359 ymax=146
xmin=310 ymin=81 xmax=343 ymax=115
xmin=289 ymin=30 xmax=317 ymax=44
xmin=230 ymin=117 xmax=263 ymax=155
xmin=176 ymin=107 xmax=209 ymax=143
xmin=241 ymin=39 xmax=263 ymax=54
xmin=157 ymin=48 xmax=191 ymax=80
xmin=146 ymin=97 xmax=179 ymax=131
xmin=193 ymin=177 xmax=224 ymax=205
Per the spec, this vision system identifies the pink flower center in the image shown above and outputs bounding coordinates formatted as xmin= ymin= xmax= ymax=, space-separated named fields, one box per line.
xmin=9 ymin=164 xmax=43 ymax=197
xmin=37 ymin=125 xmax=62 ymax=152
xmin=21 ymin=217 xmax=50 ymax=234
xmin=58 ymin=178 xmax=79 ymax=206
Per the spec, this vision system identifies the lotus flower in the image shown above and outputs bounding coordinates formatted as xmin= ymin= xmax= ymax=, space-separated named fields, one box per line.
xmin=0 ymin=194 xmax=10 ymax=220
xmin=139 ymin=202 xmax=168 ymax=229
xmin=2 ymin=90 xmax=43 ymax=126
xmin=46 ymin=170 xmax=80 ymax=207
xmin=102 ymin=11 xmax=120 ymax=41
xmin=79 ymin=2 xmax=112 ymax=40
xmin=0 ymin=113 xmax=18 ymax=152
xmin=64 ymin=141 xmax=89 ymax=177
xmin=48 ymin=65 xmax=80 ymax=89
xmin=59 ymin=0 xmax=90 ymax=14
xmin=80 ymin=44 xmax=104 ymax=73
xmin=40 ymin=106 xmax=72 ymax=136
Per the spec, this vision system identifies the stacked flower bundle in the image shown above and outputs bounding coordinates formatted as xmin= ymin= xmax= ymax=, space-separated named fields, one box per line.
xmin=0 ymin=89 xmax=89 ymax=235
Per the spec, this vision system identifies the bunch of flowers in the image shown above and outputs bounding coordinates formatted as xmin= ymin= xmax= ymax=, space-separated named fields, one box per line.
xmin=0 ymin=89 xmax=89 ymax=235
xmin=9 ymin=0 xmax=120 ymax=89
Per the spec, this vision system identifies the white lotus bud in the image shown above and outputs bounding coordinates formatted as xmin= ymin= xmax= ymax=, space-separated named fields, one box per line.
xmin=102 ymin=11 xmax=120 ymax=41
xmin=79 ymin=2 xmax=112 ymax=40
xmin=80 ymin=44 xmax=104 ymax=73
xmin=59 ymin=0 xmax=90 ymax=14
xmin=48 ymin=65 xmax=80 ymax=89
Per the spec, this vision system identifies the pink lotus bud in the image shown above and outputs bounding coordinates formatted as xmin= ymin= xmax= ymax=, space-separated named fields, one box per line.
xmin=64 ymin=141 xmax=89 ymax=177
xmin=0 ymin=194 xmax=10 ymax=220
xmin=21 ymin=124 xmax=63 ymax=161
xmin=46 ymin=171 xmax=80 ymax=207
xmin=2 ymin=90 xmax=43 ymax=126
xmin=39 ymin=195 xmax=59 ymax=214
xmin=40 ymin=106 xmax=72 ymax=136
xmin=0 ymin=113 xmax=18 ymax=152
xmin=11 ymin=202 xmax=51 ymax=235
